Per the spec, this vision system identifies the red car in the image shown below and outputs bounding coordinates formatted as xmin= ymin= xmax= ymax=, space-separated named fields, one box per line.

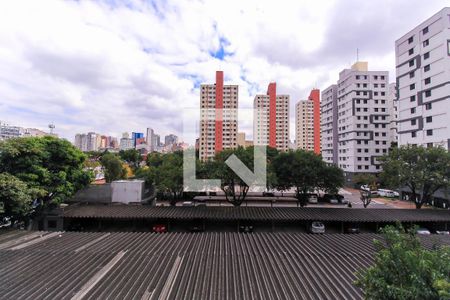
xmin=152 ymin=224 xmax=167 ymax=233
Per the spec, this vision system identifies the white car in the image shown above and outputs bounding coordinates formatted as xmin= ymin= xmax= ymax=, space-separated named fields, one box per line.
xmin=308 ymin=195 xmax=318 ymax=204
xmin=416 ymin=228 xmax=431 ymax=235
xmin=436 ymin=231 xmax=450 ymax=235
xmin=310 ymin=222 xmax=325 ymax=234
xmin=182 ymin=201 xmax=194 ymax=207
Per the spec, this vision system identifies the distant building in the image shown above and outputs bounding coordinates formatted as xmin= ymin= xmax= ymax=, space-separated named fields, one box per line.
xmin=146 ymin=128 xmax=155 ymax=152
xmin=0 ymin=121 xmax=23 ymax=140
xmin=395 ymin=7 xmax=450 ymax=149
xmin=120 ymin=132 xmax=134 ymax=151
xmin=295 ymin=89 xmax=321 ymax=153
xmin=199 ymin=71 xmax=238 ymax=160
xmin=164 ymin=134 xmax=178 ymax=146
xmin=237 ymin=132 xmax=246 ymax=147
xmin=253 ymin=82 xmax=290 ymax=151
xmin=132 ymin=132 xmax=144 ymax=147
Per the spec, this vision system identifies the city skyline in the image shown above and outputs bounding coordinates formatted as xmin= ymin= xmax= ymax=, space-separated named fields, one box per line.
xmin=0 ymin=1 xmax=446 ymax=142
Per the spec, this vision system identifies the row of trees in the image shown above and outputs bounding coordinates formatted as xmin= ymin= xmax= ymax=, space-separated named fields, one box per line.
xmin=134 ymin=147 xmax=345 ymax=207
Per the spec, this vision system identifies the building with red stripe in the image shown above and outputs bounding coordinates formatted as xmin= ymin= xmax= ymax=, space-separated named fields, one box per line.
xmin=254 ymin=82 xmax=290 ymax=151
xmin=199 ymin=71 xmax=238 ymax=161
xmin=295 ymin=89 xmax=321 ymax=154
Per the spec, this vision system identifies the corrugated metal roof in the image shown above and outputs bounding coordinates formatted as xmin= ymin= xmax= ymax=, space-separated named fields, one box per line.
xmin=0 ymin=231 xmax=449 ymax=300
xmin=63 ymin=205 xmax=450 ymax=222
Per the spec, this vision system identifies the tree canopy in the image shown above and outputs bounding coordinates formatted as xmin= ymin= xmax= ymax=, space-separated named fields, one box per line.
xmin=272 ymin=150 xmax=344 ymax=206
xmin=119 ymin=149 xmax=142 ymax=169
xmin=355 ymin=224 xmax=450 ymax=299
xmin=100 ymin=153 xmax=127 ymax=183
xmin=0 ymin=173 xmax=39 ymax=219
xmin=0 ymin=136 xmax=92 ymax=209
xmin=380 ymin=145 xmax=450 ymax=209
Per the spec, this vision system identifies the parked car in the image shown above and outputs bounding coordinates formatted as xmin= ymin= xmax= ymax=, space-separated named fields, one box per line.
xmin=182 ymin=201 xmax=194 ymax=207
xmin=416 ymin=228 xmax=431 ymax=235
xmin=436 ymin=230 xmax=450 ymax=235
xmin=195 ymin=202 xmax=206 ymax=207
xmin=329 ymin=197 xmax=339 ymax=204
xmin=345 ymin=224 xmax=360 ymax=234
xmin=239 ymin=224 xmax=254 ymax=233
xmin=378 ymin=189 xmax=398 ymax=198
xmin=309 ymin=221 xmax=325 ymax=234
xmin=0 ymin=217 xmax=12 ymax=229
xmin=152 ymin=224 xmax=167 ymax=233
xmin=308 ymin=194 xmax=318 ymax=204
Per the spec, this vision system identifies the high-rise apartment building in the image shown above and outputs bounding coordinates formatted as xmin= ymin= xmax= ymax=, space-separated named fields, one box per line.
xmin=146 ymin=128 xmax=155 ymax=152
xmin=395 ymin=7 xmax=450 ymax=149
xmin=323 ymin=62 xmax=390 ymax=181
xmin=253 ymin=83 xmax=289 ymax=151
xmin=295 ymin=89 xmax=321 ymax=154
xmin=199 ymin=71 xmax=238 ymax=161
xmin=388 ymin=83 xmax=399 ymax=145
xmin=321 ymin=85 xmax=338 ymax=164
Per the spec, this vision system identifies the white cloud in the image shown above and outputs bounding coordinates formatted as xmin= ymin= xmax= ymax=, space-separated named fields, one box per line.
xmin=0 ymin=0 xmax=446 ymax=143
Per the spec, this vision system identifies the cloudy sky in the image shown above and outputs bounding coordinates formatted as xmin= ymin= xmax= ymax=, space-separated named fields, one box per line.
xmin=0 ymin=0 xmax=446 ymax=143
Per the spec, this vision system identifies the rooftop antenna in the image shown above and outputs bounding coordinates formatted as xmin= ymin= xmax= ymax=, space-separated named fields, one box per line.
xmin=48 ymin=123 xmax=55 ymax=134
xmin=356 ymin=48 xmax=359 ymax=62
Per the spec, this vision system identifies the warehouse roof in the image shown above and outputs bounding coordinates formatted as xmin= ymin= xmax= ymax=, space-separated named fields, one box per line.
xmin=63 ymin=204 xmax=450 ymax=223
xmin=1 ymin=230 xmax=449 ymax=300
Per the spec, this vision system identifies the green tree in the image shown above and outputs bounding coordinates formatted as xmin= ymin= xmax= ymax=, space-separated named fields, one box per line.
xmin=146 ymin=152 xmax=164 ymax=168
xmin=119 ymin=149 xmax=142 ymax=169
xmin=205 ymin=147 xmax=256 ymax=206
xmin=157 ymin=151 xmax=184 ymax=205
xmin=353 ymin=173 xmax=378 ymax=190
xmin=320 ymin=164 xmax=345 ymax=195
xmin=380 ymin=145 xmax=450 ymax=209
xmin=273 ymin=150 xmax=332 ymax=207
xmin=0 ymin=173 xmax=41 ymax=219
xmin=100 ymin=153 xmax=126 ymax=183
xmin=355 ymin=224 xmax=450 ymax=299
xmin=0 ymin=136 xmax=92 ymax=207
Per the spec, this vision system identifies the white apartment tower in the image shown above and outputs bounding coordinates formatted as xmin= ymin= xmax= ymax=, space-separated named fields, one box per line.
xmin=253 ymin=83 xmax=290 ymax=151
xmin=199 ymin=71 xmax=238 ymax=160
xmin=321 ymin=85 xmax=338 ymax=164
xmin=395 ymin=7 xmax=450 ymax=149
xmin=324 ymin=62 xmax=391 ymax=182
xmin=388 ymin=83 xmax=399 ymax=145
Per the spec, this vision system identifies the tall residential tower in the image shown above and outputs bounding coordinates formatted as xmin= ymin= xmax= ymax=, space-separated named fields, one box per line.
xmin=253 ymin=83 xmax=290 ymax=151
xmin=199 ymin=71 xmax=238 ymax=160
xmin=395 ymin=7 xmax=450 ymax=149
xmin=295 ymin=89 xmax=321 ymax=154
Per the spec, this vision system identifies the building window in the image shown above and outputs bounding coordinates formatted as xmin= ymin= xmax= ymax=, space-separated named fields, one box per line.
xmin=425 ymin=90 xmax=431 ymax=97
xmin=427 ymin=143 xmax=433 ymax=148
xmin=408 ymin=48 xmax=414 ymax=55
xmin=424 ymin=52 xmax=430 ymax=59
xmin=410 ymin=84 xmax=415 ymax=90
xmin=411 ymin=107 xmax=416 ymax=114
xmin=409 ymin=60 xmax=414 ymax=67
xmin=408 ymin=36 xmax=414 ymax=44
xmin=423 ymin=26 xmax=429 ymax=34
xmin=411 ymin=131 xmax=416 ymax=138
xmin=411 ymin=119 xmax=416 ymax=125
xmin=409 ymin=71 xmax=415 ymax=78
xmin=424 ymin=64 xmax=430 ymax=72
xmin=425 ymin=103 xmax=432 ymax=110
xmin=424 ymin=77 xmax=431 ymax=85
xmin=426 ymin=116 xmax=432 ymax=123
xmin=423 ymin=39 xmax=430 ymax=47
xmin=410 ymin=95 xmax=416 ymax=102
xmin=426 ymin=129 xmax=433 ymax=136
